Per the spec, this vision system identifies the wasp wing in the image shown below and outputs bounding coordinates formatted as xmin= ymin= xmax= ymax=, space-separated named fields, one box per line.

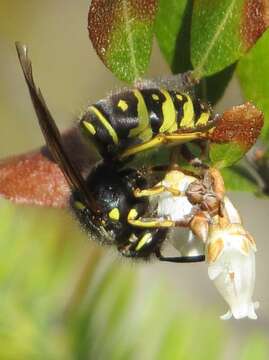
xmin=15 ymin=42 xmax=99 ymax=214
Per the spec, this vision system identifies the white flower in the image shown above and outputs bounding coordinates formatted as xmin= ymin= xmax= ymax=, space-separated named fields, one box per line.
xmin=206 ymin=197 xmax=258 ymax=320
xmin=156 ymin=170 xmax=196 ymax=221
xmin=155 ymin=170 xmax=205 ymax=256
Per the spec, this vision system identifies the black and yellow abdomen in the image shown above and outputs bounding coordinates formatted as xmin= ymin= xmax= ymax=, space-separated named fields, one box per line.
xmin=80 ymin=87 xmax=214 ymax=159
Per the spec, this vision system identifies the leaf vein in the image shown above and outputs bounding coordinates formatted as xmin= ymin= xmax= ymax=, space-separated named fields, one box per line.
xmin=122 ymin=0 xmax=139 ymax=79
xmin=194 ymin=0 xmax=236 ymax=76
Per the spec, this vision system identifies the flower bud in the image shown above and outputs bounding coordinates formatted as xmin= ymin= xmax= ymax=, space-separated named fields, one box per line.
xmin=206 ymin=220 xmax=258 ymax=320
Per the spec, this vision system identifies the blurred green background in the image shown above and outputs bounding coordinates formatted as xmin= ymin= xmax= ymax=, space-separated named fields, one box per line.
xmin=0 ymin=1 xmax=268 ymax=359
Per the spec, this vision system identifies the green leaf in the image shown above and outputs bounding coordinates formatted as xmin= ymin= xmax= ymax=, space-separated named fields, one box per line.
xmin=88 ymin=0 xmax=158 ymax=83
xmin=209 ymin=142 xmax=245 ymax=168
xmin=155 ymin=0 xmax=192 ymax=73
xmin=237 ymin=29 xmax=269 ymax=141
xmin=221 ymin=165 xmax=259 ymax=192
xmin=191 ymin=0 xmax=269 ymax=78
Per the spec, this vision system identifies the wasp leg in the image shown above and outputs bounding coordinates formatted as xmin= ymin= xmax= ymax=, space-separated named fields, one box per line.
xmin=118 ymin=229 xmax=168 ymax=260
xmin=119 ymin=132 xmax=207 ymax=159
xmin=128 ymin=217 xmax=175 ymax=228
xmin=134 ymin=185 xmax=181 ymax=198
xmin=155 ymin=248 xmax=205 ymax=263
xmin=147 ymin=164 xmax=202 ymax=179
xmin=134 ymin=185 xmax=166 ymax=197
xmin=128 ymin=214 xmax=195 ymax=229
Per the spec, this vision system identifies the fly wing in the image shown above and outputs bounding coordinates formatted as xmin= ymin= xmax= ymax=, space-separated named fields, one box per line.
xmin=15 ymin=42 xmax=99 ymax=214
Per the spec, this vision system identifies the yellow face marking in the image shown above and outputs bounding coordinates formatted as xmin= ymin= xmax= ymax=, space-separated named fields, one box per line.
xmin=129 ymin=89 xmax=151 ymax=138
xmin=117 ymin=99 xmax=128 ymax=111
xmin=74 ymin=201 xmax=86 ymax=211
xmin=180 ymin=94 xmax=195 ymax=128
xmin=109 ymin=208 xmax=120 ymax=221
xmin=176 ymin=94 xmax=183 ymax=101
xmin=159 ymin=89 xmax=177 ymax=133
xmin=195 ymin=112 xmax=210 ymax=126
xmin=128 ymin=208 xmax=138 ymax=220
xmin=83 ymin=121 xmax=96 ymax=135
xmin=135 ymin=233 xmax=152 ymax=251
xmin=152 ymin=94 xmax=159 ymax=101
xmin=89 ymin=106 xmax=119 ymax=144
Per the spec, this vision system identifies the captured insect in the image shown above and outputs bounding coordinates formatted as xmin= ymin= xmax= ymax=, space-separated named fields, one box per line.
xmin=16 ymin=42 xmax=210 ymax=263
xmin=129 ymin=165 xmax=225 ymax=246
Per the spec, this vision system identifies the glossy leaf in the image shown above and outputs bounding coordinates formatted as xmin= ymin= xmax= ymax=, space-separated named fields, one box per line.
xmin=208 ymin=102 xmax=264 ymax=168
xmin=88 ymin=0 xmax=158 ymax=83
xmin=237 ymin=29 xmax=269 ymax=140
xmin=209 ymin=142 xmax=245 ymax=169
xmin=154 ymin=1 xmax=236 ymax=105
xmin=155 ymin=0 xmax=192 ymax=73
xmin=191 ymin=0 xmax=269 ymax=78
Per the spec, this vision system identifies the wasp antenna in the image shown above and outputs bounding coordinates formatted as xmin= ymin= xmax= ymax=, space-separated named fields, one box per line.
xmin=15 ymin=42 xmax=100 ymax=214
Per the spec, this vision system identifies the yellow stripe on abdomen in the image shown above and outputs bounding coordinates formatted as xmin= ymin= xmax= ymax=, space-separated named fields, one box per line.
xmin=195 ymin=111 xmax=210 ymax=126
xmin=180 ymin=94 xmax=195 ymax=128
xmin=129 ymin=89 xmax=151 ymax=139
xmin=159 ymin=89 xmax=177 ymax=133
xmin=89 ymin=105 xmax=119 ymax=145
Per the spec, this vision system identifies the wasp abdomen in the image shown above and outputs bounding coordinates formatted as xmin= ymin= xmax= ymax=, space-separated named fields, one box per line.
xmin=80 ymin=88 xmax=212 ymax=158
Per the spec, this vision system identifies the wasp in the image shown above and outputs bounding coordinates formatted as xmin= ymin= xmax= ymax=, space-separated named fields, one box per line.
xmin=16 ymin=43 xmax=221 ymax=263
xmin=79 ymin=74 xmax=218 ymax=162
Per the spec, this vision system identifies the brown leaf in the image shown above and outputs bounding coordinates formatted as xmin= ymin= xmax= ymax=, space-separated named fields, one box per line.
xmin=241 ymin=0 xmax=269 ymax=50
xmin=0 ymin=151 xmax=70 ymax=208
xmin=0 ymin=127 xmax=98 ymax=208
xmin=88 ymin=0 xmax=158 ymax=82
xmin=209 ymin=102 xmax=264 ymax=150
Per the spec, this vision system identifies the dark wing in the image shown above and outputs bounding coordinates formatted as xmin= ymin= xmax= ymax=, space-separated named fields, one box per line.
xmin=15 ymin=42 xmax=100 ymax=214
